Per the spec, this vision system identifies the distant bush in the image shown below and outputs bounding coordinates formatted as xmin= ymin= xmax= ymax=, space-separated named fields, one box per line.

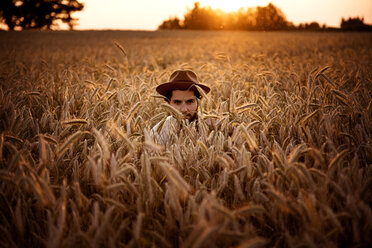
xmin=341 ymin=17 xmax=372 ymax=31
xmin=158 ymin=17 xmax=182 ymax=30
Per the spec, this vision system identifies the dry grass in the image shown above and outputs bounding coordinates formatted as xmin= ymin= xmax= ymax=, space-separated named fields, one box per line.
xmin=0 ymin=30 xmax=371 ymax=247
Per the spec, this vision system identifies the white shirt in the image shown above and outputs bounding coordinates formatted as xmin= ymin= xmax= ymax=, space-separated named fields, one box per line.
xmin=150 ymin=116 xmax=179 ymax=146
xmin=150 ymin=114 xmax=219 ymax=147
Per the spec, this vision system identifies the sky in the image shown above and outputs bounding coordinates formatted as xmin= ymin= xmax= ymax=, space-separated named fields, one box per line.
xmin=73 ymin=0 xmax=372 ymax=30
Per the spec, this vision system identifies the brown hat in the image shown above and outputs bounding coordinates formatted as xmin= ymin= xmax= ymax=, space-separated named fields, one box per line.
xmin=156 ymin=70 xmax=210 ymax=98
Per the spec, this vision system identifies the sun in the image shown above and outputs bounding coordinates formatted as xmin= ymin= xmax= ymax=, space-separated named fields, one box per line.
xmin=198 ymin=0 xmax=266 ymax=12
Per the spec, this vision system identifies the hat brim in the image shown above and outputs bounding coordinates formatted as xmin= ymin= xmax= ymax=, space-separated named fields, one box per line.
xmin=156 ymin=81 xmax=210 ymax=98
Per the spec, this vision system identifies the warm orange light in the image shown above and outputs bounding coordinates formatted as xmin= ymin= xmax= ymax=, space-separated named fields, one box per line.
xmin=198 ymin=0 xmax=267 ymax=12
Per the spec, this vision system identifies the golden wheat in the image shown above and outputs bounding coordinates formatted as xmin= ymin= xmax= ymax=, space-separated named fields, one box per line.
xmin=0 ymin=30 xmax=371 ymax=248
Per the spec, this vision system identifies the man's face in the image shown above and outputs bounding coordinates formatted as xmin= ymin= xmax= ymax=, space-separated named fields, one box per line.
xmin=170 ymin=90 xmax=198 ymax=121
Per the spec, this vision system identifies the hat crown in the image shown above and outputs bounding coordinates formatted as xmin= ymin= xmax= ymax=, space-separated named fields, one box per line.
xmin=169 ymin=70 xmax=198 ymax=84
xmin=155 ymin=69 xmax=210 ymax=97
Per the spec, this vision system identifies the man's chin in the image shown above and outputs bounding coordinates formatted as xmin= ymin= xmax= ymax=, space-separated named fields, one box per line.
xmin=183 ymin=114 xmax=197 ymax=122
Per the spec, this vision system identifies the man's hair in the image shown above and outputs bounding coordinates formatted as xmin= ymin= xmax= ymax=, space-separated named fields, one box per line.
xmin=164 ymin=89 xmax=201 ymax=102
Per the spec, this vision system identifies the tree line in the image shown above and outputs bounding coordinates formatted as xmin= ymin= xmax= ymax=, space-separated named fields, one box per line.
xmin=159 ymin=2 xmax=372 ymax=31
xmin=1 ymin=1 xmax=371 ymax=31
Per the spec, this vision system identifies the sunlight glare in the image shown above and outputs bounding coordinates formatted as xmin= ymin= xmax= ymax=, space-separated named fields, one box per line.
xmin=198 ymin=0 xmax=267 ymax=12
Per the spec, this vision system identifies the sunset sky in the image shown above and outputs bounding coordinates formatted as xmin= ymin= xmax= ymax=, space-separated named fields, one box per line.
xmin=74 ymin=0 xmax=372 ymax=30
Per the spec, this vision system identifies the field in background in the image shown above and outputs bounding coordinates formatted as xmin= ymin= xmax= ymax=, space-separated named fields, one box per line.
xmin=0 ymin=30 xmax=371 ymax=247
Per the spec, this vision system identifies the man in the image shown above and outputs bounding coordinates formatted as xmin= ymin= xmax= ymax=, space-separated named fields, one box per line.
xmin=150 ymin=69 xmax=211 ymax=146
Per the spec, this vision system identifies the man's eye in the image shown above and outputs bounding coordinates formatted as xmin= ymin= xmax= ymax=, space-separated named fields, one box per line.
xmin=186 ymin=100 xmax=195 ymax=104
xmin=173 ymin=100 xmax=182 ymax=105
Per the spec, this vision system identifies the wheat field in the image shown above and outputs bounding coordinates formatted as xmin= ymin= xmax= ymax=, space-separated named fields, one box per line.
xmin=0 ymin=30 xmax=371 ymax=247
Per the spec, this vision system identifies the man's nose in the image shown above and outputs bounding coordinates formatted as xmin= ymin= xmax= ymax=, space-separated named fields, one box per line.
xmin=181 ymin=103 xmax=188 ymax=112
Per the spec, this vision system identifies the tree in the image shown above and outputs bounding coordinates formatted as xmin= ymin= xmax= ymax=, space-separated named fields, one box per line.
xmin=341 ymin=17 xmax=372 ymax=31
xmin=255 ymin=3 xmax=288 ymax=30
xmin=235 ymin=7 xmax=256 ymax=30
xmin=158 ymin=17 xmax=182 ymax=30
xmin=306 ymin=22 xmax=320 ymax=30
xmin=0 ymin=0 xmax=84 ymax=30
xmin=183 ymin=2 xmax=221 ymax=30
